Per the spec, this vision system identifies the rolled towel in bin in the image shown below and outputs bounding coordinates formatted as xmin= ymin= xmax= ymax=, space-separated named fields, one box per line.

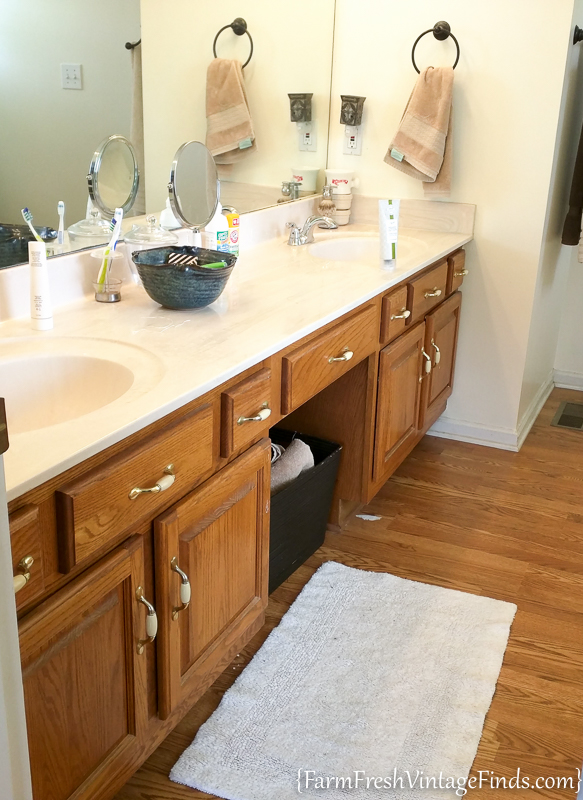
xmin=270 ymin=438 xmax=314 ymax=495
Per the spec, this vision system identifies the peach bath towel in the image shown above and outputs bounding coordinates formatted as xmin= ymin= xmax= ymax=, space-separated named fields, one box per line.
xmin=385 ymin=66 xmax=453 ymax=198
xmin=206 ymin=58 xmax=256 ymax=165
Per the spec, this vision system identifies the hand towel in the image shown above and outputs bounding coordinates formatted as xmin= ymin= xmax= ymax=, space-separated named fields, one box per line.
xmin=562 ymin=119 xmax=583 ymax=245
xmin=385 ymin=66 xmax=454 ymax=197
xmin=206 ymin=58 xmax=256 ymax=165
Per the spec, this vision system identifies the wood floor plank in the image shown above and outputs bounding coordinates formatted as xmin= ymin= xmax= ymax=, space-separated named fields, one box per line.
xmin=115 ymin=388 xmax=583 ymax=800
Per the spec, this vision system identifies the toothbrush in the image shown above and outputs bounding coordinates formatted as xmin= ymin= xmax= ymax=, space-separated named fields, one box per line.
xmin=21 ymin=208 xmax=43 ymax=243
xmin=57 ymin=201 xmax=65 ymax=246
xmin=97 ymin=208 xmax=124 ymax=286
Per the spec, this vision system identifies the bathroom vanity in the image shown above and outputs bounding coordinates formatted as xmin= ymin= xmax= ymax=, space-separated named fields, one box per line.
xmin=3 ymin=202 xmax=472 ymax=800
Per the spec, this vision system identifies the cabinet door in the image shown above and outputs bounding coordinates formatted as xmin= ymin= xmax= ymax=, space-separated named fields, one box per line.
xmin=155 ymin=439 xmax=270 ymax=719
xmin=373 ymin=323 xmax=425 ymax=482
xmin=19 ymin=536 xmax=153 ymax=800
xmin=419 ymin=291 xmax=462 ymax=430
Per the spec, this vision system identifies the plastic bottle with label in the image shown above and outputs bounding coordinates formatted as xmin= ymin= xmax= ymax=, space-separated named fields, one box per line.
xmin=202 ymin=203 xmax=230 ymax=252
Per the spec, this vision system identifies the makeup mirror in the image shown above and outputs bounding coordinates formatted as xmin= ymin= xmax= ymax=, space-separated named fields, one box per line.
xmin=168 ymin=142 xmax=219 ymax=240
xmin=88 ymin=135 xmax=139 ymax=216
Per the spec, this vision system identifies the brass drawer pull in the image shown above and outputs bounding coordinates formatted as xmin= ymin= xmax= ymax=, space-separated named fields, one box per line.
xmin=454 ymin=269 xmax=468 ymax=277
xmin=13 ymin=555 xmax=34 ymax=594
xmin=328 ymin=348 xmax=354 ymax=364
xmin=237 ymin=404 xmax=272 ymax=425
xmin=136 ymin=587 xmax=158 ymax=654
xmin=171 ymin=557 xmax=191 ymax=620
xmin=431 ymin=339 xmax=441 ymax=365
xmin=390 ymin=308 xmax=411 ymax=321
xmin=424 ymin=288 xmax=442 ymax=299
xmin=129 ymin=464 xmax=175 ymax=500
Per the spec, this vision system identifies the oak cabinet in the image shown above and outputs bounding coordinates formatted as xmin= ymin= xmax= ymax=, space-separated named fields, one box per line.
xmin=19 ymin=536 xmax=151 ymax=800
xmin=154 ymin=439 xmax=271 ymax=719
xmin=10 ymin=248 xmax=466 ymax=800
xmin=373 ymin=323 xmax=426 ymax=482
xmin=419 ymin=292 xmax=462 ymax=430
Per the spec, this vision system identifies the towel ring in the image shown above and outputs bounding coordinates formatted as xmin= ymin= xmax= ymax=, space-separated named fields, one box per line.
xmin=411 ymin=21 xmax=460 ymax=73
xmin=213 ymin=18 xmax=253 ymax=68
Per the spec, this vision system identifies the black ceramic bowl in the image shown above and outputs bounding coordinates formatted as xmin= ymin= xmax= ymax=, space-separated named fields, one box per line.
xmin=132 ymin=246 xmax=237 ymax=309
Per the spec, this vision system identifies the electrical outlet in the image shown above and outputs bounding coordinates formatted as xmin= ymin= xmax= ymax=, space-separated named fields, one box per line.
xmin=297 ymin=122 xmax=317 ymax=152
xmin=343 ymin=125 xmax=362 ymax=156
xmin=61 ymin=63 xmax=82 ymax=90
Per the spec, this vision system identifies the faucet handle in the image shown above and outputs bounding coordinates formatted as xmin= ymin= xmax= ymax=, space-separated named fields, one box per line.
xmin=286 ymin=222 xmax=302 ymax=246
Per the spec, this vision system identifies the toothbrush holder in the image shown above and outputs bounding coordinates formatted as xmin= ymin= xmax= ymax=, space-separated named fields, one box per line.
xmin=93 ymin=277 xmax=122 ymax=303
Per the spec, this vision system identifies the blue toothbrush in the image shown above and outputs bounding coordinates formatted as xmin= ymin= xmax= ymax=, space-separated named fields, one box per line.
xmin=21 ymin=208 xmax=43 ymax=243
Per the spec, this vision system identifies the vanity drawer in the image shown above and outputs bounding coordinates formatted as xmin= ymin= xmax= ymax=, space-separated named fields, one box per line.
xmin=380 ymin=285 xmax=410 ymax=345
xmin=221 ymin=368 xmax=272 ymax=457
xmin=409 ymin=260 xmax=449 ymax=322
xmin=447 ymin=249 xmax=467 ymax=295
xmin=10 ymin=505 xmax=45 ymax=610
xmin=281 ymin=304 xmax=378 ymax=414
xmin=55 ymin=404 xmax=214 ymax=572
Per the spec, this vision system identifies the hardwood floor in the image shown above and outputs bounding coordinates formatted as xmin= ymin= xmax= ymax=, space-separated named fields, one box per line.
xmin=115 ymin=388 xmax=583 ymax=799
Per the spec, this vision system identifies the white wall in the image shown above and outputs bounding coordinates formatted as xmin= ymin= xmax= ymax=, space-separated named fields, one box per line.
xmin=140 ymin=0 xmax=335 ymax=211
xmin=555 ymin=6 xmax=583 ymax=392
xmin=518 ymin=0 xmax=583 ymax=432
xmin=331 ymin=0 xmax=574 ymax=447
xmin=0 ymin=0 xmax=140 ymax=227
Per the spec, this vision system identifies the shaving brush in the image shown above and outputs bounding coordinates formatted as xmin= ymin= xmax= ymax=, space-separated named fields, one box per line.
xmin=318 ymin=184 xmax=336 ymax=216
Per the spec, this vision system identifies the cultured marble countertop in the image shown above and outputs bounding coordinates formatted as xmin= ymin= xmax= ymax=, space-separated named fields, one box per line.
xmin=1 ymin=224 xmax=472 ymax=501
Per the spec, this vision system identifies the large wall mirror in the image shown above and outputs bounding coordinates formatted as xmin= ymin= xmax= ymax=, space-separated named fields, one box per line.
xmin=0 ymin=0 xmax=336 ymax=269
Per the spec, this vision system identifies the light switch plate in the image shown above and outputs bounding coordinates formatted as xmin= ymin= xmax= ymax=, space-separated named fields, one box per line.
xmin=61 ymin=63 xmax=82 ymax=90
xmin=297 ymin=122 xmax=317 ymax=152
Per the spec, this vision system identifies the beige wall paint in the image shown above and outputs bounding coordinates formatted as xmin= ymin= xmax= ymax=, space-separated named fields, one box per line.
xmin=140 ymin=0 xmax=335 ymax=212
xmin=0 ymin=0 xmax=140 ymax=227
xmin=331 ymin=0 xmax=573 ymax=442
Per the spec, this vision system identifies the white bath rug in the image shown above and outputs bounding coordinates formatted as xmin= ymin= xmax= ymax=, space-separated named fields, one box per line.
xmin=170 ymin=561 xmax=516 ymax=799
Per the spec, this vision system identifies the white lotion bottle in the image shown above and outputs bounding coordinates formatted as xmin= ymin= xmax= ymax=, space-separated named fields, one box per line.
xmin=28 ymin=241 xmax=53 ymax=330
xmin=379 ymin=199 xmax=400 ymax=269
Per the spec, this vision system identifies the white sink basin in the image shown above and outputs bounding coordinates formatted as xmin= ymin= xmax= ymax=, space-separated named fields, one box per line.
xmin=0 ymin=338 xmax=165 ymax=434
xmin=308 ymin=234 xmax=428 ymax=263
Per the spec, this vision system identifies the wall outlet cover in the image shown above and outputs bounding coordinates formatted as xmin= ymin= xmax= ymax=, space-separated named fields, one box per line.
xmin=343 ymin=125 xmax=362 ymax=156
xmin=297 ymin=121 xmax=317 ymax=152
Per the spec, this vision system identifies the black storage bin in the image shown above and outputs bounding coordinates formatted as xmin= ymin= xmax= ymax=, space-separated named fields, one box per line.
xmin=269 ymin=428 xmax=342 ymax=593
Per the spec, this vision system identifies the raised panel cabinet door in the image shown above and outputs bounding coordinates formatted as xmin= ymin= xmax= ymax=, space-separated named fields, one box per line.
xmin=373 ymin=322 xmax=425 ymax=483
xmin=18 ymin=536 xmax=152 ymax=800
xmin=155 ymin=438 xmax=270 ymax=720
xmin=419 ymin=291 xmax=462 ymax=431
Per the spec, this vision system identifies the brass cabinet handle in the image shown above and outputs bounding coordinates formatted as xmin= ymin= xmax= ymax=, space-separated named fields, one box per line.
xmin=390 ymin=308 xmax=411 ymax=321
xmin=431 ymin=338 xmax=441 ymax=365
xmin=237 ymin=404 xmax=272 ymax=425
xmin=136 ymin=586 xmax=158 ymax=654
xmin=424 ymin=288 xmax=442 ymax=299
xmin=13 ymin=555 xmax=34 ymax=594
xmin=422 ymin=348 xmax=432 ymax=374
xmin=129 ymin=464 xmax=175 ymax=500
xmin=171 ymin=557 xmax=191 ymax=620
xmin=328 ymin=349 xmax=354 ymax=364
xmin=454 ymin=269 xmax=468 ymax=277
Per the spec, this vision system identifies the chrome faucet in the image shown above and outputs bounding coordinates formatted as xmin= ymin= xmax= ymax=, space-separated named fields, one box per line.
xmin=287 ymin=215 xmax=338 ymax=246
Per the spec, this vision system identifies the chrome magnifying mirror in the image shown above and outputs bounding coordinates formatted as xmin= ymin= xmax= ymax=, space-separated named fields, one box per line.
xmin=87 ymin=134 xmax=139 ymax=216
xmin=168 ymin=141 xmax=219 ymax=244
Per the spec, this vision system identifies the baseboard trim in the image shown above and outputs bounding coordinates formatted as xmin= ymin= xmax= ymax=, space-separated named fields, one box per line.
xmin=516 ymin=371 xmax=555 ymax=450
xmin=428 ymin=372 xmax=555 ymax=452
xmin=426 ymin=418 xmax=520 ymax=451
xmin=554 ymin=369 xmax=583 ymax=391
